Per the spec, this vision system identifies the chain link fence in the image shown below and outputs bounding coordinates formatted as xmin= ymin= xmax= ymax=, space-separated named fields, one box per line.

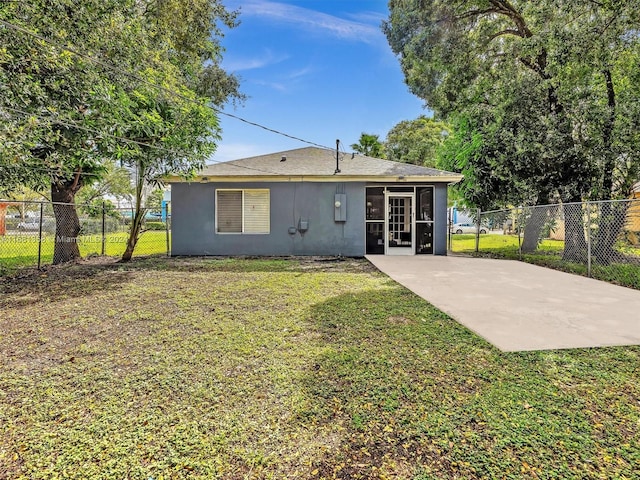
xmin=0 ymin=200 xmax=171 ymax=272
xmin=450 ymin=198 xmax=640 ymax=289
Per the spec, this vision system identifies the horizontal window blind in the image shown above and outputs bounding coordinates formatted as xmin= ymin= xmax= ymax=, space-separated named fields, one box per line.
xmin=216 ymin=189 xmax=270 ymax=234
xmin=217 ymin=190 xmax=242 ymax=233
xmin=244 ymin=189 xmax=270 ymax=234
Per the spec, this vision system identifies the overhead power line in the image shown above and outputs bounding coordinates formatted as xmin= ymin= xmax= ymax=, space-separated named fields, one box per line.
xmin=1 ymin=106 xmax=284 ymax=176
xmin=4 ymin=106 xmax=182 ymax=155
xmin=0 ymin=18 xmax=335 ymax=151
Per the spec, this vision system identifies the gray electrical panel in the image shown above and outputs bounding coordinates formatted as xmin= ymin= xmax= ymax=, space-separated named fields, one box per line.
xmin=334 ymin=194 xmax=347 ymax=222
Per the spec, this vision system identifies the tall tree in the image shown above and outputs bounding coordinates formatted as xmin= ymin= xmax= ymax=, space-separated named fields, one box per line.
xmin=351 ymin=133 xmax=386 ymax=158
xmin=385 ymin=115 xmax=449 ymax=167
xmin=110 ymin=81 xmax=220 ymax=262
xmin=0 ymin=0 xmax=241 ymax=263
xmin=384 ymin=0 xmax=640 ymax=258
xmin=113 ymin=0 xmax=241 ymax=262
xmin=0 ymin=0 xmax=125 ymax=263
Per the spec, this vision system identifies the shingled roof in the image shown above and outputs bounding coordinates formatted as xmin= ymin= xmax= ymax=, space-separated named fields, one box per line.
xmin=172 ymin=147 xmax=463 ymax=183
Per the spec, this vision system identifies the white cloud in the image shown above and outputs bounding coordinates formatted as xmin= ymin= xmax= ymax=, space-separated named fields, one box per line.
xmin=288 ymin=66 xmax=314 ymax=79
xmin=234 ymin=0 xmax=382 ymax=44
xmin=247 ymin=66 xmax=314 ymax=93
xmin=223 ymin=49 xmax=290 ymax=72
xmin=209 ymin=143 xmax=266 ymax=163
xmin=346 ymin=10 xmax=387 ymax=26
xmin=252 ymin=79 xmax=289 ymax=92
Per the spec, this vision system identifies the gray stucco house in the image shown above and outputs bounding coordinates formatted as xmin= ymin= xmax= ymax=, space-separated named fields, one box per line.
xmin=169 ymin=147 xmax=462 ymax=257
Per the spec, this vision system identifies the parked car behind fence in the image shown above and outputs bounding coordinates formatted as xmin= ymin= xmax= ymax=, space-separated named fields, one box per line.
xmin=450 ymin=223 xmax=487 ymax=234
xmin=17 ymin=217 xmax=55 ymax=232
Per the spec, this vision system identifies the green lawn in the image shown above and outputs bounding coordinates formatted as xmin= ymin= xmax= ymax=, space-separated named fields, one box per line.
xmin=0 ymin=231 xmax=168 ymax=273
xmin=1 ymin=257 xmax=638 ymax=479
xmin=452 ymin=233 xmax=640 ymax=290
xmin=451 ymin=233 xmax=565 ymax=255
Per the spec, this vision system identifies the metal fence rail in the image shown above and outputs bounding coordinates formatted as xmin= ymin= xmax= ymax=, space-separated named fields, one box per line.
xmin=450 ymin=198 xmax=640 ymax=289
xmin=0 ymin=200 xmax=170 ymax=271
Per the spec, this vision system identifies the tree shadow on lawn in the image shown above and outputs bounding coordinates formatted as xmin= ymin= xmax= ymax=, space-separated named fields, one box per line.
xmin=0 ymin=255 xmax=377 ymax=290
xmin=124 ymin=255 xmax=379 ymax=274
xmin=292 ymin=287 xmax=640 ymax=479
xmin=0 ymin=254 xmax=376 ymax=320
xmin=0 ymin=257 xmax=135 ymax=309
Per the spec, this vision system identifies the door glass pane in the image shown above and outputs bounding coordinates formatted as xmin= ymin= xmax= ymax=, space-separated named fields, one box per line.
xmin=366 ymin=187 xmax=384 ymax=220
xmin=417 ymin=187 xmax=434 ymax=222
xmin=416 ymin=222 xmax=433 ymax=254
xmin=388 ymin=197 xmax=412 ymax=248
xmin=366 ymin=222 xmax=384 ymax=254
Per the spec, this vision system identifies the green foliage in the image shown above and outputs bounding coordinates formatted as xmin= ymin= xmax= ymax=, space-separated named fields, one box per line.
xmin=384 ymin=0 xmax=640 ymax=208
xmin=0 ymin=0 xmax=123 ymax=191
xmin=384 ymin=115 xmax=449 ymax=167
xmin=437 ymin=115 xmax=525 ymax=211
xmin=79 ymin=198 xmax=120 ymax=219
xmin=79 ymin=217 xmax=121 ymax=235
xmin=75 ymin=165 xmax=134 ymax=207
xmin=1 ymin=258 xmax=640 ymax=478
xmin=350 ymin=132 xmax=385 ymax=158
xmin=144 ymin=221 xmax=166 ymax=231
xmin=145 ymin=189 xmax=164 ymax=212
xmin=1 ymin=0 xmax=241 ymax=263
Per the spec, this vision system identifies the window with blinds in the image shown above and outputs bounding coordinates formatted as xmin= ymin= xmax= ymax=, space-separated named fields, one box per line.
xmin=216 ymin=189 xmax=270 ymax=234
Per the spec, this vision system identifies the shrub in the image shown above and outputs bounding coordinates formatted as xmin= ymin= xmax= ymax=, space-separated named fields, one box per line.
xmin=145 ymin=221 xmax=167 ymax=231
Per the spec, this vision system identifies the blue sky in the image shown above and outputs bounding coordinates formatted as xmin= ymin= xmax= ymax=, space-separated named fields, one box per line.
xmin=213 ymin=0 xmax=428 ymax=162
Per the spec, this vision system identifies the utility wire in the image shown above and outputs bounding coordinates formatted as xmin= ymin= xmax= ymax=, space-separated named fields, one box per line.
xmin=2 ymin=106 xmax=285 ymax=176
xmin=4 ymin=105 xmax=183 ymax=156
xmin=0 ymin=17 xmax=335 ymax=151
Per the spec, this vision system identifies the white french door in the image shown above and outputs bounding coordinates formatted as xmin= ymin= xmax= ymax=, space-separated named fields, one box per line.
xmin=385 ymin=194 xmax=414 ymax=255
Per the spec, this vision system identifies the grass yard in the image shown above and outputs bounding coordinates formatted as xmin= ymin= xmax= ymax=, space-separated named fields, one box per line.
xmin=452 ymin=234 xmax=640 ymax=290
xmin=0 ymin=231 xmax=168 ymax=273
xmin=1 ymin=257 xmax=639 ymax=479
xmin=451 ymin=233 xmax=565 ymax=255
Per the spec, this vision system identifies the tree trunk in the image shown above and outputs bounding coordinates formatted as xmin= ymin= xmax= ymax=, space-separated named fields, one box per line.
xmin=562 ymin=200 xmax=588 ymax=262
xmin=121 ymin=162 xmax=145 ymax=262
xmin=599 ymin=69 xmax=617 ymax=201
xmin=121 ymin=207 xmax=144 ymax=262
xmin=51 ymin=182 xmax=82 ymax=265
xmin=586 ymin=70 xmax=621 ymax=265
xmin=521 ymin=192 xmax=552 ymax=253
xmin=593 ymin=201 xmax=628 ymax=265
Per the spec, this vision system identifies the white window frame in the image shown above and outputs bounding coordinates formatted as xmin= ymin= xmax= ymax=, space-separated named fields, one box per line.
xmin=215 ymin=188 xmax=270 ymax=234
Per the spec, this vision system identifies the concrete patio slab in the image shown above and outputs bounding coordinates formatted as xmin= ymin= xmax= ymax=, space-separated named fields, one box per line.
xmin=366 ymin=255 xmax=640 ymax=352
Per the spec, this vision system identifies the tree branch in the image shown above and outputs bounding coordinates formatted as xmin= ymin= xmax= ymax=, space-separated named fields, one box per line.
xmin=449 ymin=1 xmax=533 ymax=42
xmin=455 ymin=8 xmax=501 ymax=21
xmin=70 ymin=169 xmax=82 ymax=192
xmin=489 ymin=0 xmax=533 ymax=37
xmin=518 ymin=57 xmax=549 ymax=80
xmin=487 ymin=28 xmax=525 ymax=41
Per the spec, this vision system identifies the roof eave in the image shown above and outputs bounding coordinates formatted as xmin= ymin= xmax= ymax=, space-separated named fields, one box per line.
xmin=168 ymin=174 xmax=463 ymax=184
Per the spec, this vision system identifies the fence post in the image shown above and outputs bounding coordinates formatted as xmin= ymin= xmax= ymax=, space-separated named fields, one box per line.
xmin=447 ymin=207 xmax=452 ymax=252
xmin=586 ymin=201 xmax=592 ymax=278
xmin=165 ymin=202 xmax=170 ymax=257
xmin=517 ymin=207 xmax=522 ymax=260
xmin=37 ymin=202 xmax=44 ymax=269
xmin=475 ymin=207 xmax=481 ymax=253
xmin=101 ymin=201 xmax=106 ymax=256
